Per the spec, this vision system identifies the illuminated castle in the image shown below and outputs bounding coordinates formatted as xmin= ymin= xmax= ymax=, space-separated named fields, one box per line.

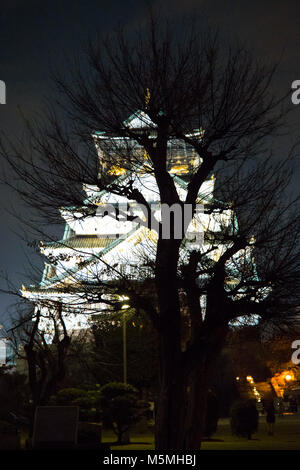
xmin=21 ymin=111 xmax=238 ymax=333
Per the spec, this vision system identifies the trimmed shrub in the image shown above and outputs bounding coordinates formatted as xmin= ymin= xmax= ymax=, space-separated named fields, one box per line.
xmin=51 ymin=387 xmax=102 ymax=422
xmin=54 ymin=388 xmax=86 ymax=405
xmin=204 ymin=390 xmax=219 ymax=438
xmin=230 ymin=399 xmax=259 ymax=440
xmin=77 ymin=422 xmax=102 ymax=447
xmin=0 ymin=420 xmax=18 ymax=434
xmin=101 ymin=382 xmax=149 ymax=444
xmin=0 ymin=420 xmax=19 ymax=450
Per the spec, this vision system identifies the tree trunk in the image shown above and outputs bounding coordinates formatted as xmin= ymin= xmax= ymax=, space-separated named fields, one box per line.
xmin=154 ymin=285 xmax=228 ymax=448
xmin=154 ymin=238 xmax=209 ymax=450
xmin=155 ymin=339 xmax=210 ymax=450
xmin=154 ymin=239 xmax=228 ymax=450
xmin=118 ymin=429 xmax=130 ymax=444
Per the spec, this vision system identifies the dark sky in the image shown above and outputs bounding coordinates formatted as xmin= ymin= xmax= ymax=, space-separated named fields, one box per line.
xmin=0 ymin=0 xmax=300 ymax=328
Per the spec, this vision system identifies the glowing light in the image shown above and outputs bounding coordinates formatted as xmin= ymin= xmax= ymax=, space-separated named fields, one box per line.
xmin=108 ymin=166 xmax=126 ymax=176
xmin=169 ymin=164 xmax=189 ymax=174
xmin=118 ymin=295 xmax=129 ymax=301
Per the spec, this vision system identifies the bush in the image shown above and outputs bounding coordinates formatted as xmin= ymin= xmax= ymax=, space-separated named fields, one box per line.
xmin=77 ymin=422 xmax=102 ymax=447
xmin=72 ymin=390 xmax=101 ymax=409
xmin=0 ymin=370 xmax=29 ymax=421
xmin=54 ymin=388 xmax=87 ymax=405
xmin=51 ymin=387 xmax=102 ymax=422
xmin=0 ymin=420 xmax=18 ymax=435
xmin=230 ymin=399 xmax=258 ymax=440
xmin=204 ymin=390 xmax=219 ymax=438
xmin=101 ymin=382 xmax=137 ymax=400
xmin=0 ymin=420 xmax=20 ymax=450
xmin=101 ymin=382 xmax=149 ymax=444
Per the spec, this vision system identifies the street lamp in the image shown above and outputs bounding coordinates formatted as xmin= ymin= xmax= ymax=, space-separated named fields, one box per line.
xmin=122 ymin=309 xmax=127 ymax=384
xmin=119 ymin=296 xmax=130 ymax=384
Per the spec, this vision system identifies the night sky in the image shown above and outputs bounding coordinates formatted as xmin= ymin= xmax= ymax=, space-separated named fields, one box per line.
xmin=0 ymin=0 xmax=300 ymax=328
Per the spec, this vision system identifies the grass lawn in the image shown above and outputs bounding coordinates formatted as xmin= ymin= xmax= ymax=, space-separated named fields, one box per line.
xmin=202 ymin=414 xmax=300 ymax=451
xmin=102 ymin=414 xmax=300 ymax=451
xmin=101 ymin=431 xmax=155 ymax=451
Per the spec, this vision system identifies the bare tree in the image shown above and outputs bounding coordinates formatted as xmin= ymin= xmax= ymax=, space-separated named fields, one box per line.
xmin=1 ymin=16 xmax=299 ymax=450
xmin=9 ymin=302 xmax=71 ymax=435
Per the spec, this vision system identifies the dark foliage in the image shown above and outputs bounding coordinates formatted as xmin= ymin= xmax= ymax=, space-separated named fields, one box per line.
xmin=230 ymin=399 xmax=259 ymax=439
xmin=101 ymin=382 xmax=149 ymax=443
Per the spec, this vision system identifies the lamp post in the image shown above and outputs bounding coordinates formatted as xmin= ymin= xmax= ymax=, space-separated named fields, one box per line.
xmin=122 ymin=311 xmax=127 ymax=384
xmin=120 ymin=296 xmax=130 ymax=384
xmin=121 ymin=304 xmax=130 ymax=445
